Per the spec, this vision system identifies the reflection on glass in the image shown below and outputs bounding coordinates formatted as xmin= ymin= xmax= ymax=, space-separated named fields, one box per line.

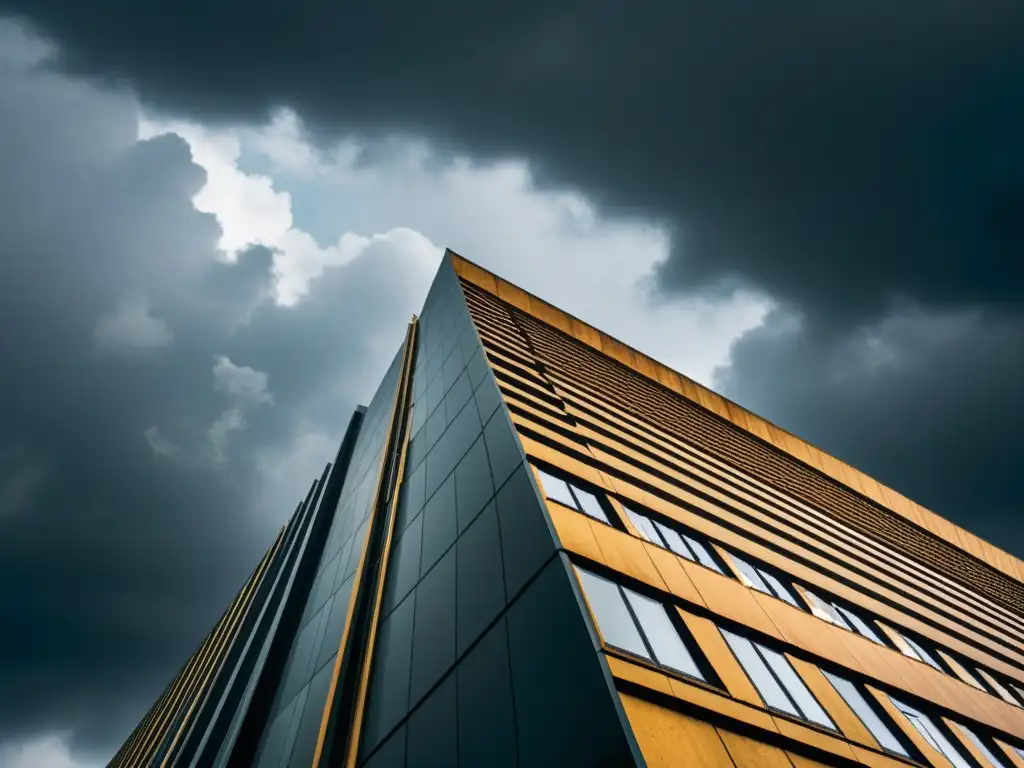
xmin=758 ymin=647 xmax=833 ymax=728
xmin=958 ymin=723 xmax=1010 ymax=768
xmin=722 ymin=630 xmax=800 ymax=717
xmin=572 ymin=487 xmax=610 ymax=524
xmin=891 ymin=698 xmax=972 ymax=768
xmin=759 ymin=570 xmax=800 ymax=608
xmin=822 ymin=671 xmax=908 ymax=756
xmin=623 ymin=589 xmax=703 ymax=680
xmin=576 ymin=569 xmax=649 ymax=659
xmin=834 ymin=604 xmax=884 ymax=644
xmin=626 ymin=508 xmax=661 ymax=544
xmin=731 ymin=554 xmax=770 ymax=593
xmin=900 ymin=633 xmax=943 ymax=671
xmin=537 ymin=469 xmax=576 ymax=509
xmin=654 ymin=521 xmax=694 ymax=561
xmin=683 ymin=535 xmax=722 ymax=573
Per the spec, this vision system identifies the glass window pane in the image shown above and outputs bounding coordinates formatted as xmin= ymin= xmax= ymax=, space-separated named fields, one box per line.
xmin=722 ymin=629 xmax=800 ymax=717
xmin=1008 ymin=683 xmax=1024 ymax=706
xmin=835 ymin=605 xmax=885 ymax=644
xmin=683 ymin=535 xmax=722 ymax=572
xmin=804 ymin=590 xmax=849 ymax=629
xmin=571 ymin=486 xmax=610 ymax=524
xmin=1015 ymin=745 xmax=1024 ymax=761
xmin=536 ymin=469 xmax=577 ymax=509
xmin=822 ymin=671 xmax=908 ymax=756
xmin=958 ymin=724 xmax=1010 ymax=768
xmin=979 ymin=671 xmax=1018 ymax=706
xmin=759 ymin=570 xmax=801 ymax=608
xmin=622 ymin=588 xmax=703 ymax=680
xmin=731 ymin=554 xmax=770 ymax=593
xmin=903 ymin=635 xmax=943 ymax=671
xmin=654 ymin=521 xmax=695 ymax=561
xmin=893 ymin=699 xmax=972 ymax=768
xmin=625 ymin=508 xmax=661 ymax=545
xmin=759 ymin=647 xmax=834 ymax=729
xmin=575 ymin=568 xmax=649 ymax=659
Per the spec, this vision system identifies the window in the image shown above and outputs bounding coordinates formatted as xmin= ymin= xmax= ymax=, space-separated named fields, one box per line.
xmin=729 ymin=553 xmax=801 ymax=608
xmin=721 ymin=629 xmax=834 ymax=729
xmin=821 ymin=671 xmax=909 ymax=757
xmin=803 ymin=588 xmax=885 ymax=644
xmin=975 ymin=668 xmax=1021 ymax=707
xmin=890 ymin=698 xmax=972 ymax=768
xmin=535 ymin=468 xmax=610 ymax=524
xmin=575 ymin=567 xmax=705 ymax=681
xmin=623 ymin=506 xmax=723 ymax=573
xmin=957 ymin=724 xmax=1010 ymax=768
xmin=893 ymin=630 xmax=944 ymax=672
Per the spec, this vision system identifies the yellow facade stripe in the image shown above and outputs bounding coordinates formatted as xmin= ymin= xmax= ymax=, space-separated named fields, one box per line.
xmin=342 ymin=369 xmax=416 ymax=768
xmin=452 ymin=252 xmax=1024 ymax=588
xmin=311 ymin=317 xmax=418 ymax=768
xmin=123 ymin=535 xmax=278 ymax=766
xmin=157 ymin=528 xmax=286 ymax=766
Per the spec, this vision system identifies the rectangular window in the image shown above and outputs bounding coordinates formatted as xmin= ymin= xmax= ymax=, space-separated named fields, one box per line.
xmin=821 ymin=671 xmax=909 ymax=757
xmin=623 ymin=505 xmax=723 ymax=573
xmin=536 ymin=468 xmax=611 ymax=524
xmin=803 ymin=588 xmax=885 ymax=645
xmin=834 ymin=604 xmax=886 ymax=645
xmin=575 ymin=567 xmax=705 ymax=681
xmin=896 ymin=631 xmax=944 ymax=672
xmin=891 ymin=698 xmax=972 ymax=768
xmin=957 ymin=724 xmax=1010 ymax=768
xmin=722 ymin=629 xmax=834 ymax=729
xmin=730 ymin=552 xmax=801 ymax=607
xmin=975 ymin=668 xmax=1020 ymax=706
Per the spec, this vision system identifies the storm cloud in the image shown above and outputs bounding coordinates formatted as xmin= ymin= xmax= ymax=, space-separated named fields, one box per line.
xmin=0 ymin=3 xmax=1022 ymax=764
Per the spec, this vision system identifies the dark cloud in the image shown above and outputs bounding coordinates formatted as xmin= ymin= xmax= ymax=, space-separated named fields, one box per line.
xmin=715 ymin=305 xmax=1024 ymax=558
xmin=0 ymin=36 xmax=435 ymax=762
xmin=2 ymin=2 xmax=1023 ymax=322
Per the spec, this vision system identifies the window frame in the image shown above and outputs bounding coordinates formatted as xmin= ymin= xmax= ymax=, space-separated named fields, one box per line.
xmin=820 ymin=670 xmax=914 ymax=759
xmin=574 ymin=566 xmax=715 ymax=686
xmin=534 ymin=465 xmax=612 ymax=525
xmin=890 ymin=697 xmax=974 ymax=768
xmin=720 ymin=628 xmax=837 ymax=731
xmin=729 ymin=552 xmax=802 ymax=608
xmin=621 ymin=504 xmax=724 ymax=574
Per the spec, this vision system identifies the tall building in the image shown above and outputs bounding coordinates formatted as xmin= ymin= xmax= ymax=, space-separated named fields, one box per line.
xmin=110 ymin=252 xmax=1024 ymax=768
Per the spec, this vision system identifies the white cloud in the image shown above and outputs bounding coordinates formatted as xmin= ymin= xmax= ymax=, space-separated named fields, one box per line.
xmin=238 ymin=110 xmax=772 ymax=386
xmin=207 ymin=406 xmax=247 ymax=463
xmin=0 ymin=733 xmax=100 ymax=768
xmin=212 ymin=355 xmax=273 ymax=405
xmin=94 ymin=294 xmax=173 ymax=353
xmin=143 ymin=426 xmax=182 ymax=462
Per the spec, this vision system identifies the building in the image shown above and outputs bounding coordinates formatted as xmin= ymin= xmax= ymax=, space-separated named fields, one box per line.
xmin=109 ymin=251 xmax=1024 ymax=768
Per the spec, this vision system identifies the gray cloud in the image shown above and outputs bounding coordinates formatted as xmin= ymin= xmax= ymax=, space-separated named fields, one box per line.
xmin=0 ymin=28 xmax=438 ymax=762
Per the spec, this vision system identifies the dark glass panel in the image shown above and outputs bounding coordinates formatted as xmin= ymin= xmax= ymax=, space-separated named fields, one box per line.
xmin=316 ymin=575 xmax=355 ymax=671
xmin=409 ymin=547 xmax=457 ymax=704
xmin=383 ymin=513 xmax=423 ymax=617
xmin=457 ymin=503 xmax=506 ymax=655
xmin=507 ymin=558 xmax=635 ymax=767
xmin=473 ymin=374 xmax=503 ymax=425
xmin=465 ymin=348 xmax=489 ymax=389
xmin=444 ymin=371 xmax=473 ymax=425
xmin=420 ymin=474 xmax=457 ymax=576
xmin=495 ymin=466 xmax=556 ymax=600
xmin=483 ymin=411 xmax=523 ymax=491
xmin=285 ymin=661 xmax=334 ymax=767
xmin=457 ymin=617 xmax=518 ymax=768
xmin=454 ymin=436 xmax=494 ymax=534
xmin=406 ymin=674 xmax=458 ymax=768
xmin=360 ymin=596 xmax=416 ymax=754
xmin=360 ymin=725 xmax=406 ymax=768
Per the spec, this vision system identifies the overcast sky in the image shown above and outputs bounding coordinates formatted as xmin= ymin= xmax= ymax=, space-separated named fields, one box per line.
xmin=0 ymin=5 xmax=1021 ymax=766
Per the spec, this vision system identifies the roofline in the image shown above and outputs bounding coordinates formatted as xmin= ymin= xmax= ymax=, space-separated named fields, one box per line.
xmin=445 ymin=248 xmax=1024 ymax=585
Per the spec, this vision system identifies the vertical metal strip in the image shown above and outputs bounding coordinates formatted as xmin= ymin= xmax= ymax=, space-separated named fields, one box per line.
xmin=311 ymin=316 xmax=419 ymax=768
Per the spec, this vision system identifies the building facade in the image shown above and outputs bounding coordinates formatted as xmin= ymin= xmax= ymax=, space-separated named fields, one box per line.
xmin=110 ymin=252 xmax=1024 ymax=768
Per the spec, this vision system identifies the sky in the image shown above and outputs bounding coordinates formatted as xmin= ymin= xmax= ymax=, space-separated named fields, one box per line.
xmin=0 ymin=4 xmax=1020 ymax=765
